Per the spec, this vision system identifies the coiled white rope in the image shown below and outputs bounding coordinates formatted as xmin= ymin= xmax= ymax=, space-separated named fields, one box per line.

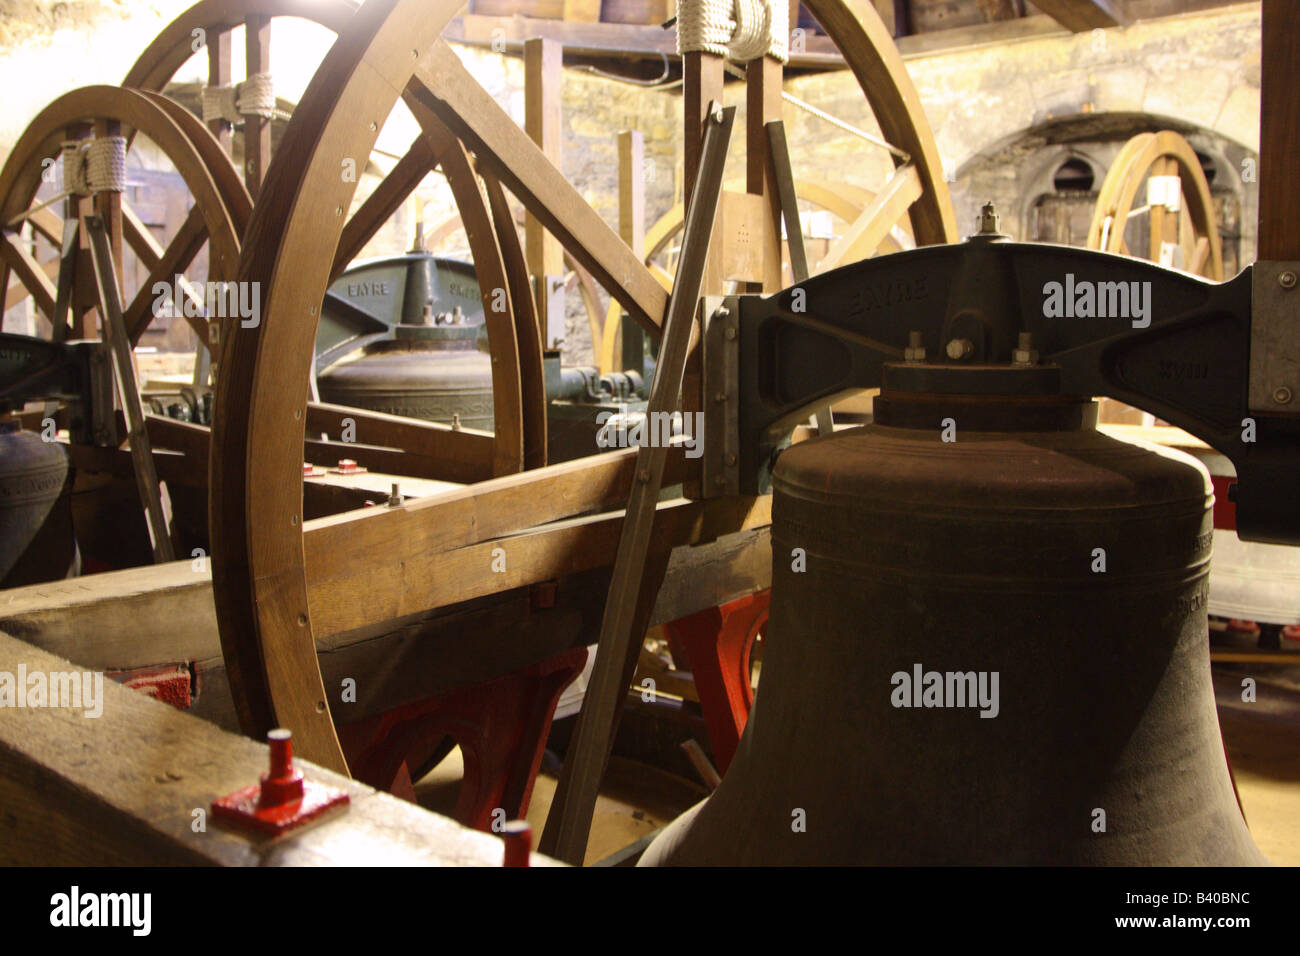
xmin=677 ymin=0 xmax=788 ymax=63
xmin=61 ymin=136 xmax=127 ymax=195
xmin=201 ymin=71 xmax=279 ymax=124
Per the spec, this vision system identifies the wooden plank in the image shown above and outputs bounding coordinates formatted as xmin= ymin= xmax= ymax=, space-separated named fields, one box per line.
xmin=1030 ymin=0 xmax=1127 ymax=30
xmin=86 ymin=216 xmax=175 ymax=564
xmin=1259 ymin=0 xmax=1300 ymax=260
xmin=302 ymin=446 xmax=694 ymax=634
xmin=306 ymin=402 xmax=497 ymax=483
xmin=414 ymin=41 xmax=668 ymax=334
xmin=245 ymin=14 xmax=273 ymax=199
xmin=0 ymin=629 xmax=554 ymax=866
xmin=308 ymin=491 xmax=767 ymax=643
xmin=0 ymin=523 xmax=771 ymax=737
xmin=541 ymin=106 xmax=734 ymax=865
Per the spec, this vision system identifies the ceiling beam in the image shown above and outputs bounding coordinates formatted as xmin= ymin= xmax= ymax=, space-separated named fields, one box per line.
xmin=1030 ymin=0 xmax=1128 ymax=31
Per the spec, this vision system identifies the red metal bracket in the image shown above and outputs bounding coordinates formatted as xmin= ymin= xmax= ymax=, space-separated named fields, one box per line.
xmin=337 ymin=647 xmax=588 ymax=830
xmin=662 ymin=590 xmax=770 ymax=774
xmin=212 ymin=729 xmax=350 ymax=836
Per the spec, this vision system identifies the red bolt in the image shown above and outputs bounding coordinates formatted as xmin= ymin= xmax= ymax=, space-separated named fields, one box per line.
xmin=259 ymin=728 xmax=305 ymax=808
xmin=501 ymin=820 xmax=532 ymax=867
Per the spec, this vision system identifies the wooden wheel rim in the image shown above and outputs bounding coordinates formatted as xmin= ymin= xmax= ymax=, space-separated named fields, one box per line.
xmin=213 ymin=0 xmax=956 ymax=773
xmin=600 ymin=178 xmax=918 ymax=373
xmin=1086 ymin=130 xmax=1224 ymax=280
xmin=0 ymin=85 xmax=243 ymax=342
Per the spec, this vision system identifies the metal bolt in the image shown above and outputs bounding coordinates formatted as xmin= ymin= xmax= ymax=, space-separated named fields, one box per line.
xmin=1280 ymin=271 xmax=1297 ymax=290
xmin=713 ymin=306 xmax=730 ymax=320
xmin=946 ymin=338 xmax=974 ymax=360
xmin=637 ymin=468 xmax=651 ymax=482
xmin=1012 ymin=331 xmax=1039 ymax=367
xmin=725 ymin=452 xmax=738 ymax=466
xmin=451 ymin=413 xmax=462 ymax=431
xmin=713 ymin=475 xmax=726 ymax=486
xmin=388 ymin=482 xmax=402 ymax=507
xmin=904 ymin=330 xmax=926 ymax=363
xmin=725 ymin=326 xmax=737 ymax=341
xmin=714 ymin=391 xmax=727 ymax=403
xmin=711 ymin=106 xmax=725 ymax=124
xmin=1274 ymin=386 xmax=1294 ymax=405
xmin=976 ymin=201 xmax=1000 ymax=236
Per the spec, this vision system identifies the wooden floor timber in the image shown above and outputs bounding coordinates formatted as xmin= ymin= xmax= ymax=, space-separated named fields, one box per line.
xmin=0 ymin=630 xmax=559 ymax=866
xmin=0 ymin=523 xmax=771 ymax=733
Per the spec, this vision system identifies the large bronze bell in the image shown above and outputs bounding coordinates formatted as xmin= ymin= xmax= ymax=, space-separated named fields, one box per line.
xmin=643 ymin=363 xmax=1265 ymax=865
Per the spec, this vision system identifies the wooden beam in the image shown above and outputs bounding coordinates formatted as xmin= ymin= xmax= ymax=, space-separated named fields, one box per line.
xmin=0 ymin=629 xmax=553 ymax=866
xmin=1 ymin=525 xmax=771 ymax=733
xmin=1030 ymin=0 xmax=1126 ymax=31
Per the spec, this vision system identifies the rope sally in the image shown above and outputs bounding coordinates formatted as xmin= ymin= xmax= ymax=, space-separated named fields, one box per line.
xmin=677 ymin=0 xmax=789 ymax=63
xmin=201 ymin=71 xmax=282 ymax=124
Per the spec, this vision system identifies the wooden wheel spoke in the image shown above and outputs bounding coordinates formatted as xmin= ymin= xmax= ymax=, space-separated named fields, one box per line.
xmin=123 ymin=205 xmax=209 ymax=342
xmin=414 ymin=40 xmax=669 ymax=334
xmin=332 ymin=135 xmax=438 ymax=281
xmin=122 ymin=201 xmax=164 ymax=269
xmin=817 ymin=162 xmax=922 ymax=272
xmin=0 ymin=232 xmax=57 ymax=318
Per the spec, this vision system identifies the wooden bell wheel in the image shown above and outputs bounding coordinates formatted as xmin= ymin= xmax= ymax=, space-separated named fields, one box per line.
xmin=599 ymin=177 xmax=920 ymax=373
xmin=211 ymin=0 xmax=956 ymax=779
xmin=1086 ymin=130 xmax=1224 ymax=280
xmin=130 ymin=0 xmax=547 ymax=471
xmin=123 ymin=0 xmax=359 ymax=199
xmin=0 ymin=85 xmax=247 ymax=350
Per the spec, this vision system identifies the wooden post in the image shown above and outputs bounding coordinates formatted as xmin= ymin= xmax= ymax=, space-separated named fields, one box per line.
xmin=245 ymin=15 xmax=272 ymax=199
xmin=525 ymin=37 xmax=565 ymax=348
xmin=746 ymin=55 xmax=785 ymax=293
xmin=615 ymin=129 xmax=646 ymax=370
xmin=207 ymin=27 xmax=233 ymax=154
xmin=1259 ymin=0 xmax=1300 ymax=260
